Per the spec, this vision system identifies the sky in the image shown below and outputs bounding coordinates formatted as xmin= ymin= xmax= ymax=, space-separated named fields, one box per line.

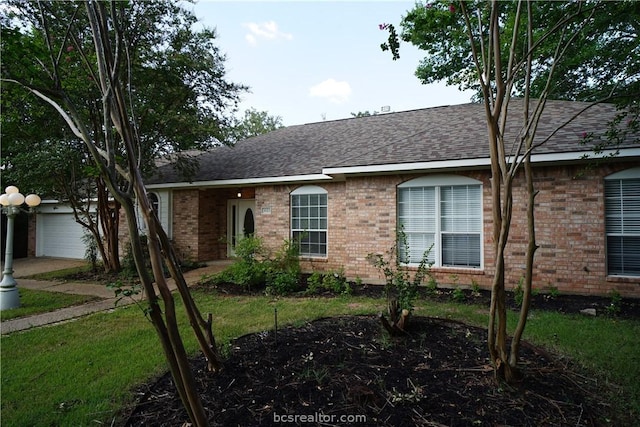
xmin=187 ymin=1 xmax=475 ymax=126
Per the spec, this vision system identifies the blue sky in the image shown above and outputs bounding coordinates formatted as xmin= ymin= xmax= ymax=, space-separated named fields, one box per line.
xmin=188 ymin=1 xmax=474 ymax=126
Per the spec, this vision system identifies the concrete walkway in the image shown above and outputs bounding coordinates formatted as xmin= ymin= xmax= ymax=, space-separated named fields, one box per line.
xmin=0 ymin=258 xmax=232 ymax=335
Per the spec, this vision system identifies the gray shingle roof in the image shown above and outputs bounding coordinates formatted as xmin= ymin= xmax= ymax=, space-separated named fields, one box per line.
xmin=147 ymin=99 xmax=639 ymax=185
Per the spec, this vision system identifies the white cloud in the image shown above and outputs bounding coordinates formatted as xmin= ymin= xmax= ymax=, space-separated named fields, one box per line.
xmin=309 ymin=79 xmax=352 ymax=104
xmin=243 ymin=21 xmax=293 ymax=46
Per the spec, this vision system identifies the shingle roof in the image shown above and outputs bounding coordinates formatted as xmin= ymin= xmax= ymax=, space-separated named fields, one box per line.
xmin=147 ymin=99 xmax=639 ymax=185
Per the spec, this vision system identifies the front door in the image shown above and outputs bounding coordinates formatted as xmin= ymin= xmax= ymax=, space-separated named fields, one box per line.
xmin=227 ymin=199 xmax=256 ymax=257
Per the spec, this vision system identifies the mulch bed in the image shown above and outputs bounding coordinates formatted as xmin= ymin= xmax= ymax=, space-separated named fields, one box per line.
xmin=121 ymin=288 xmax=636 ymax=426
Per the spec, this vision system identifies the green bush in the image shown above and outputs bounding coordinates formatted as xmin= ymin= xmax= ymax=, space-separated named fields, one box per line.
xmin=367 ymin=228 xmax=433 ymax=315
xmin=265 ymin=238 xmax=301 ymax=295
xmin=209 ymin=235 xmax=267 ymax=291
xmin=305 ymin=269 xmax=351 ymax=296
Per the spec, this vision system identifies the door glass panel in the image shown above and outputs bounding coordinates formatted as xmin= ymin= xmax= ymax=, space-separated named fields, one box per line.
xmin=243 ymin=208 xmax=255 ymax=236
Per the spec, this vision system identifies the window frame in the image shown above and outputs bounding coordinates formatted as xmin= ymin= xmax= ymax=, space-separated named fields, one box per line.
xmin=397 ymin=175 xmax=483 ymax=269
xmin=290 ymin=185 xmax=328 ymax=258
xmin=604 ymin=167 xmax=640 ymax=277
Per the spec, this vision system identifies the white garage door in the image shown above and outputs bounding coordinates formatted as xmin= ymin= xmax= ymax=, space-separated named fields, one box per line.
xmin=37 ymin=213 xmax=87 ymax=259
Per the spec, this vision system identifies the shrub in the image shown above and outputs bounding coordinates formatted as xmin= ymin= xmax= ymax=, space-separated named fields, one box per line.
xmin=207 ymin=235 xmax=267 ymax=290
xmin=305 ymin=269 xmax=351 ymax=296
xmin=265 ymin=238 xmax=301 ymax=295
xmin=367 ymin=228 xmax=432 ymax=333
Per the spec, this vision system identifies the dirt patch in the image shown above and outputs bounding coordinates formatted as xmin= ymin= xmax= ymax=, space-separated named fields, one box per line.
xmin=122 ymin=314 xmax=625 ymax=426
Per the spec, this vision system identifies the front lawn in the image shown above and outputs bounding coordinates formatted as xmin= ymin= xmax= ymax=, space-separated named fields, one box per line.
xmin=0 ymin=290 xmax=638 ymax=426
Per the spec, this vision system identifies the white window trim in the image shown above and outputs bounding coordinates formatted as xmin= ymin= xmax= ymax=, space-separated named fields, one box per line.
xmin=291 ymin=185 xmax=328 ymax=258
xmin=604 ymin=166 xmax=640 ymax=277
xmin=398 ymin=175 xmax=484 ymax=269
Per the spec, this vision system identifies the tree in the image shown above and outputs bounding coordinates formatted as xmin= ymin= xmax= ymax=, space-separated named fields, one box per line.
xmin=226 ymin=108 xmax=284 ymax=143
xmin=382 ymin=0 xmax=639 ymax=383
xmin=2 ymin=1 xmax=233 ymax=424
xmin=351 ymin=110 xmax=379 ymax=118
xmin=1 ymin=0 xmax=247 ymax=272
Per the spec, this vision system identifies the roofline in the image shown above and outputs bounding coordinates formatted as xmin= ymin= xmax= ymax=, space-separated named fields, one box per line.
xmin=146 ymin=147 xmax=640 ymax=189
xmin=146 ymin=173 xmax=333 ymax=190
xmin=322 ymin=147 xmax=640 ymax=176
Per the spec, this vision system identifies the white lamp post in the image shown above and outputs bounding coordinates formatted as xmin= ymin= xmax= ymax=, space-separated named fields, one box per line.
xmin=0 ymin=186 xmax=41 ymax=310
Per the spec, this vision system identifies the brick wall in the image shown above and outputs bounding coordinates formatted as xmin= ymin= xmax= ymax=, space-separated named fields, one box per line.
xmin=161 ymin=161 xmax=638 ymax=297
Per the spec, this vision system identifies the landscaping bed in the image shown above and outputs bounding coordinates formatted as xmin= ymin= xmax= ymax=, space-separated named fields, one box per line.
xmin=123 ymin=314 xmax=622 ymax=426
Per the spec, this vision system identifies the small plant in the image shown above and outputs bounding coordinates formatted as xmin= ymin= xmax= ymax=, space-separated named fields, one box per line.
xmin=606 ymin=290 xmax=622 ymax=316
xmin=305 ymin=269 xmax=351 ymax=295
xmin=470 ymin=279 xmax=481 ymax=297
xmin=425 ymin=275 xmax=438 ymax=295
xmin=367 ymin=227 xmax=433 ymax=334
xmin=451 ymin=287 xmax=465 ymax=302
xmin=513 ymin=276 xmax=525 ymax=307
xmin=82 ymin=232 xmax=99 ymax=273
xmin=547 ymin=284 xmax=560 ymax=299
xmin=388 ymin=379 xmax=423 ymax=404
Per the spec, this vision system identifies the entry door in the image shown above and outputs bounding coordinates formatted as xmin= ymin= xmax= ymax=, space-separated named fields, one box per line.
xmin=227 ymin=199 xmax=256 ymax=256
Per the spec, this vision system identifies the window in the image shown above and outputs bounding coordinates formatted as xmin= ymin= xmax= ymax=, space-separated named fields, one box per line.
xmin=398 ymin=176 xmax=482 ymax=268
xmin=605 ymin=168 xmax=640 ymax=276
xmin=291 ymin=186 xmax=328 ymax=257
xmin=148 ymin=192 xmax=160 ymax=216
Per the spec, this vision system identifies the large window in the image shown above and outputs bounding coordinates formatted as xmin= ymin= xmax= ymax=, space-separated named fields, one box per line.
xmin=291 ymin=186 xmax=328 ymax=257
xmin=605 ymin=168 xmax=640 ymax=276
xmin=398 ymin=176 xmax=482 ymax=268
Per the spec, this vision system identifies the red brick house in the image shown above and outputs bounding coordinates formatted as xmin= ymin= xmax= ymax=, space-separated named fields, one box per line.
xmin=146 ymin=100 xmax=640 ymax=297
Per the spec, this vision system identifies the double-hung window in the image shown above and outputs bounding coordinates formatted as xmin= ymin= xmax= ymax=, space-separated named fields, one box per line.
xmin=398 ymin=176 xmax=482 ymax=268
xmin=291 ymin=186 xmax=328 ymax=257
xmin=605 ymin=167 xmax=640 ymax=276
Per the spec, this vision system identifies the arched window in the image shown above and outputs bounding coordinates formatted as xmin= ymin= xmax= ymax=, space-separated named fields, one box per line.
xmin=605 ymin=167 xmax=640 ymax=276
xmin=398 ymin=175 xmax=483 ymax=268
xmin=291 ymin=185 xmax=328 ymax=257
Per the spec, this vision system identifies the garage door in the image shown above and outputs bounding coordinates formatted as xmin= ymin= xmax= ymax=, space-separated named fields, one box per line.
xmin=37 ymin=213 xmax=87 ymax=259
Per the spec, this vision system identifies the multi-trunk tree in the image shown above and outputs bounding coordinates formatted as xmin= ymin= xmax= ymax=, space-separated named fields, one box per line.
xmin=1 ymin=0 xmax=246 ymax=272
xmin=2 ymin=1 xmax=245 ymax=424
xmin=382 ymin=0 xmax=639 ymax=383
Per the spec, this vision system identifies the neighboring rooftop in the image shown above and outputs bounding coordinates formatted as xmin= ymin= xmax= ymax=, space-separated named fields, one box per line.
xmin=147 ymin=99 xmax=640 ymax=186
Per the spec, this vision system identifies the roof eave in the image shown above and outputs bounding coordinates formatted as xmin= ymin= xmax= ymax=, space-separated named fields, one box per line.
xmin=146 ymin=173 xmax=334 ymax=190
xmin=322 ymin=147 xmax=640 ymax=177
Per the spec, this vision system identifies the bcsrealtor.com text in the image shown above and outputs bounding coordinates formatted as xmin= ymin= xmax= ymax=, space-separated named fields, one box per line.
xmin=273 ymin=412 xmax=367 ymax=424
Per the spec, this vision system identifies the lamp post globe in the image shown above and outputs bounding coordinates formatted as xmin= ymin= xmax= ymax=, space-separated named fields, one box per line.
xmin=1 ymin=186 xmax=41 ymax=310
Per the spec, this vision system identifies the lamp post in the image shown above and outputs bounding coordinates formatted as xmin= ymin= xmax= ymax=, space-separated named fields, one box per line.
xmin=0 ymin=186 xmax=41 ymax=310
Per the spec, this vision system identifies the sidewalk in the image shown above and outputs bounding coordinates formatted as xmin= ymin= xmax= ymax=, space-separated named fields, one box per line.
xmin=1 ymin=259 xmax=232 ymax=335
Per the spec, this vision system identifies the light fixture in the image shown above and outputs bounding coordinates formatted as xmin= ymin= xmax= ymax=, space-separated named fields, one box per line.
xmin=1 ymin=186 xmax=42 ymax=310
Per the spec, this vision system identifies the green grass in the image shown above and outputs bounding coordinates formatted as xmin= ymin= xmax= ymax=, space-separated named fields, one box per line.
xmin=1 ymin=291 xmax=638 ymax=426
xmin=25 ymin=265 xmax=94 ymax=281
xmin=0 ymin=288 xmax=100 ymax=321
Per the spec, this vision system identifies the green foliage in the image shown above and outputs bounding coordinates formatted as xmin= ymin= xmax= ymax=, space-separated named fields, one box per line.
xmin=209 ymin=236 xmax=267 ymax=291
xmin=546 ymin=285 xmax=560 ymax=299
xmin=305 ymin=269 xmax=351 ymax=296
xmin=226 ymin=108 xmax=284 ymax=143
xmin=82 ymin=232 xmax=99 ymax=273
xmin=367 ymin=228 xmax=433 ymax=315
xmin=208 ymin=236 xmax=302 ymax=295
xmin=383 ymin=1 xmax=640 ymax=105
xmin=425 ymin=275 xmax=438 ymax=295
xmin=451 ymin=287 xmax=465 ymax=303
xmin=470 ymin=279 xmax=481 ymax=297
xmin=265 ymin=239 xmax=301 ymax=295
xmin=0 ymin=289 xmax=98 ymax=321
xmin=513 ymin=276 xmax=525 ymax=307
xmin=606 ymin=290 xmax=622 ymax=317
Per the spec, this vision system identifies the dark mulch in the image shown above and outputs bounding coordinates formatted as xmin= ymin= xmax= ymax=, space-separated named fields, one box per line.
xmin=120 ymin=283 xmax=639 ymax=426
